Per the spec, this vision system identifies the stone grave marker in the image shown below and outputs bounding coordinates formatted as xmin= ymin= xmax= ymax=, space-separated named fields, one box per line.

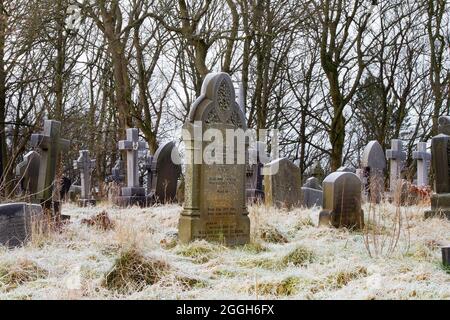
xmin=15 ymin=151 xmax=40 ymax=198
xmin=178 ymin=72 xmax=250 ymax=246
xmin=301 ymin=177 xmax=323 ymax=208
xmin=31 ymin=120 xmax=70 ymax=213
xmin=319 ymin=172 xmax=364 ymax=229
xmin=412 ymin=142 xmax=431 ymax=187
xmin=264 ymin=158 xmax=302 ymax=209
xmin=425 ymin=116 xmax=450 ymax=219
xmin=361 ymin=140 xmax=386 ymax=203
xmin=115 ymin=128 xmax=149 ymax=207
xmin=246 ymin=141 xmax=270 ymax=203
xmin=147 ymin=141 xmax=182 ymax=204
xmin=73 ymin=150 xmax=96 ymax=207
xmin=0 ymin=203 xmax=44 ymax=248
xmin=386 ymin=139 xmax=406 ymax=194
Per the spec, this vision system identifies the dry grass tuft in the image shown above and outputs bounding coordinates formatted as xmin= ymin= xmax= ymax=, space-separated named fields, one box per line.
xmin=251 ymin=276 xmax=300 ymax=297
xmin=328 ymin=266 xmax=368 ymax=289
xmin=0 ymin=260 xmax=48 ymax=292
xmin=176 ymin=241 xmax=225 ymax=264
xmin=81 ymin=211 xmax=115 ymax=231
xmin=241 ymin=242 xmax=268 ymax=254
xmin=258 ymin=226 xmax=288 ymax=244
xmin=103 ymin=248 xmax=170 ymax=294
xmin=281 ymin=246 xmax=315 ymax=267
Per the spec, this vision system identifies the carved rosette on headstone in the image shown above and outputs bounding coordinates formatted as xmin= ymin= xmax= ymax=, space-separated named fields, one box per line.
xmin=361 ymin=140 xmax=386 ymax=203
xmin=147 ymin=141 xmax=182 ymax=204
xmin=115 ymin=128 xmax=149 ymax=207
xmin=73 ymin=150 xmax=96 ymax=207
xmin=319 ymin=172 xmax=364 ymax=229
xmin=425 ymin=116 xmax=450 ymax=219
xmin=264 ymin=158 xmax=302 ymax=209
xmin=178 ymin=72 xmax=250 ymax=246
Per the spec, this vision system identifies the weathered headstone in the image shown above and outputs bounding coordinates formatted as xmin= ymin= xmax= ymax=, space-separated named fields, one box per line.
xmin=73 ymin=150 xmax=96 ymax=207
xmin=178 ymin=72 xmax=250 ymax=246
xmin=337 ymin=166 xmax=354 ymax=173
xmin=386 ymin=139 xmax=406 ymax=193
xmin=361 ymin=140 xmax=386 ymax=203
xmin=264 ymin=158 xmax=302 ymax=209
xmin=68 ymin=185 xmax=81 ymax=202
xmin=111 ymin=158 xmax=125 ymax=183
xmin=319 ymin=172 xmax=364 ymax=229
xmin=246 ymin=141 xmax=270 ymax=203
xmin=15 ymin=151 xmax=41 ymax=198
xmin=425 ymin=116 xmax=450 ymax=219
xmin=115 ymin=128 xmax=149 ymax=207
xmin=147 ymin=141 xmax=182 ymax=204
xmin=301 ymin=177 xmax=323 ymax=208
xmin=0 ymin=203 xmax=44 ymax=248
xmin=412 ymin=142 xmax=431 ymax=187
xmin=31 ymin=120 xmax=70 ymax=213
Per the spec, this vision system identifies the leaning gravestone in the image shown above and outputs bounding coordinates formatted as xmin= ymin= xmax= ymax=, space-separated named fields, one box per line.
xmin=425 ymin=116 xmax=450 ymax=219
xmin=301 ymin=177 xmax=323 ymax=208
xmin=412 ymin=142 xmax=431 ymax=187
xmin=264 ymin=158 xmax=302 ymax=209
xmin=246 ymin=141 xmax=271 ymax=203
xmin=31 ymin=120 xmax=70 ymax=214
xmin=386 ymin=139 xmax=406 ymax=194
xmin=361 ymin=140 xmax=386 ymax=203
xmin=73 ymin=150 xmax=96 ymax=207
xmin=0 ymin=203 xmax=44 ymax=248
xmin=319 ymin=172 xmax=364 ymax=229
xmin=147 ymin=141 xmax=182 ymax=204
xmin=178 ymin=72 xmax=250 ymax=246
xmin=115 ymin=128 xmax=149 ymax=207
xmin=16 ymin=151 xmax=41 ymax=199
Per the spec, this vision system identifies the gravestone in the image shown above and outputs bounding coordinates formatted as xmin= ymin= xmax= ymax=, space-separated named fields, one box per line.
xmin=31 ymin=120 xmax=70 ymax=214
xmin=15 ymin=151 xmax=41 ymax=198
xmin=337 ymin=166 xmax=353 ymax=173
xmin=386 ymin=139 xmax=406 ymax=193
xmin=412 ymin=142 xmax=431 ymax=187
xmin=361 ymin=140 xmax=386 ymax=203
xmin=111 ymin=158 xmax=125 ymax=183
xmin=178 ymin=72 xmax=250 ymax=246
xmin=115 ymin=128 xmax=149 ymax=207
xmin=319 ymin=172 xmax=364 ymax=229
xmin=425 ymin=116 xmax=450 ymax=219
xmin=73 ymin=150 xmax=96 ymax=207
xmin=264 ymin=158 xmax=302 ymax=208
xmin=301 ymin=177 xmax=323 ymax=208
xmin=246 ymin=141 xmax=270 ymax=203
xmin=147 ymin=141 xmax=182 ymax=204
xmin=68 ymin=185 xmax=81 ymax=202
xmin=0 ymin=203 xmax=44 ymax=248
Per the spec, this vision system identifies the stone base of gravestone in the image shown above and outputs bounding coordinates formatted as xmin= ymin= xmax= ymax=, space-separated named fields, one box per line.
xmin=0 ymin=203 xmax=44 ymax=248
xmin=114 ymin=187 xmax=151 ymax=208
xmin=301 ymin=187 xmax=323 ymax=208
xmin=425 ymin=194 xmax=450 ymax=219
xmin=246 ymin=189 xmax=265 ymax=204
xmin=78 ymin=199 xmax=97 ymax=208
xmin=178 ymin=215 xmax=251 ymax=246
xmin=69 ymin=185 xmax=81 ymax=202
xmin=319 ymin=210 xmax=365 ymax=229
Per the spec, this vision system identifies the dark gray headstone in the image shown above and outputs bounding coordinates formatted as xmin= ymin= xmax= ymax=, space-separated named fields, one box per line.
xmin=16 ymin=151 xmax=41 ymax=197
xmin=0 ymin=203 xmax=44 ymax=248
xmin=246 ymin=141 xmax=271 ymax=203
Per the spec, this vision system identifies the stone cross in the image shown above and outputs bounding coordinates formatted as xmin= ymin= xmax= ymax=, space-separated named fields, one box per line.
xmin=118 ymin=128 xmax=147 ymax=189
xmin=31 ymin=120 xmax=70 ymax=205
xmin=386 ymin=139 xmax=406 ymax=193
xmin=73 ymin=150 xmax=96 ymax=206
xmin=412 ymin=142 xmax=431 ymax=187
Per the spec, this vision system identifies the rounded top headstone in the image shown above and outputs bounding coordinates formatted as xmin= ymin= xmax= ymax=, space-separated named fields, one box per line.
xmin=361 ymin=140 xmax=386 ymax=170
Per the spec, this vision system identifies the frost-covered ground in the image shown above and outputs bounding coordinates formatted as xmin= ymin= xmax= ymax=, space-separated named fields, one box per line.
xmin=0 ymin=202 xmax=449 ymax=300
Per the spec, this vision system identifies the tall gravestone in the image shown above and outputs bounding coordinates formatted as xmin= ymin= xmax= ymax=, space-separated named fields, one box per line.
xmin=111 ymin=158 xmax=125 ymax=183
xmin=178 ymin=72 xmax=250 ymax=246
xmin=31 ymin=120 xmax=70 ymax=214
xmin=425 ymin=116 xmax=450 ymax=219
xmin=412 ymin=142 xmax=431 ymax=187
xmin=264 ymin=158 xmax=302 ymax=209
xmin=319 ymin=172 xmax=364 ymax=229
xmin=16 ymin=151 xmax=41 ymax=199
xmin=147 ymin=141 xmax=182 ymax=204
xmin=73 ymin=150 xmax=96 ymax=207
xmin=116 ymin=128 xmax=149 ymax=207
xmin=361 ymin=140 xmax=386 ymax=203
xmin=246 ymin=141 xmax=270 ymax=203
xmin=386 ymin=139 xmax=406 ymax=193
